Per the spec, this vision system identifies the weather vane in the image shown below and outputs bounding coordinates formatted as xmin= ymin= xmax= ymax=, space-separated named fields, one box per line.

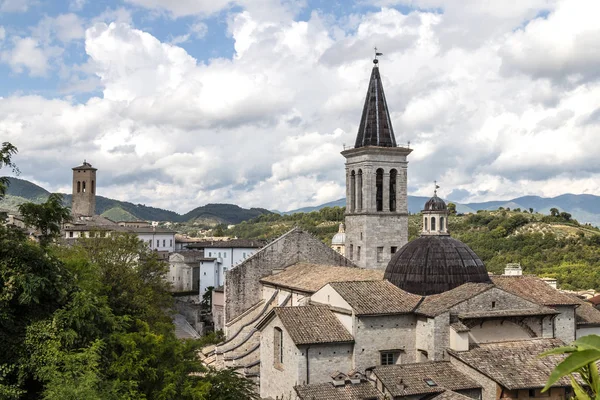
xmin=373 ymin=47 xmax=383 ymax=64
xmin=434 ymin=181 xmax=440 ymax=195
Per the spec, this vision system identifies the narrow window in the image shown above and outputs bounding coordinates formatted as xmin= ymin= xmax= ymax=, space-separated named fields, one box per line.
xmin=170 ymin=239 xmax=173 ymax=246
xmin=377 ymin=246 xmax=384 ymax=262
xmin=440 ymin=217 xmax=444 ymax=232
xmin=350 ymin=170 xmax=356 ymax=212
xmin=209 ymin=252 xmax=211 ymax=257
xmin=389 ymin=169 xmax=397 ymax=211
xmin=376 ymin=168 xmax=383 ymax=211
xmin=163 ymin=239 xmax=166 ymax=247
xmin=77 ymin=181 xmax=81 ymax=193
xmin=492 ymin=301 xmax=496 ymax=309
xmin=82 ymin=181 xmax=86 ymax=193
xmin=157 ymin=240 xmax=160 ymax=247
xmin=357 ymin=246 xmax=361 ymax=261
xmin=424 ymin=217 xmax=428 ymax=231
xmin=69 ymin=231 xmax=73 ymax=238
xmin=431 ymin=217 xmax=436 ymax=231
xmin=391 ymin=246 xmax=397 ymax=254
xmin=274 ymin=327 xmax=283 ymax=365
xmin=357 ymin=169 xmax=363 ymax=211
xmin=349 ymin=244 xmax=354 ymax=260
xmin=91 ymin=180 xmax=95 ymax=194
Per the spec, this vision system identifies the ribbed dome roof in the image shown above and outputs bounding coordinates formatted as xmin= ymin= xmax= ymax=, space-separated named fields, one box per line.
xmin=332 ymin=232 xmax=346 ymax=245
xmin=424 ymin=194 xmax=447 ymax=211
xmin=384 ymin=236 xmax=490 ymax=296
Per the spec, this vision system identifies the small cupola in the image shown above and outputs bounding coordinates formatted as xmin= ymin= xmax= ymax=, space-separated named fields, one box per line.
xmin=421 ymin=182 xmax=449 ymax=236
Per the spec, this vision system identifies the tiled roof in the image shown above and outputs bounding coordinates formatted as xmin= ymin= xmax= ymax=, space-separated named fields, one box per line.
xmin=372 ymin=361 xmax=481 ymax=397
xmin=432 ymin=391 xmax=474 ymax=400
xmin=72 ymin=161 xmax=96 ymax=170
xmin=260 ymin=262 xmax=384 ymax=293
xmin=457 ymin=307 xmax=559 ymax=319
xmin=328 ymin=280 xmax=422 ymax=315
xmin=588 ymin=294 xmax=600 ymax=306
xmin=450 ymin=322 xmax=470 ymax=333
xmin=568 ymin=294 xmax=600 ymax=326
xmin=416 ymin=283 xmax=494 ymax=317
xmin=448 ymin=339 xmax=571 ymax=390
xmin=274 ymin=306 xmax=354 ymax=345
xmin=491 ymin=275 xmax=579 ymax=306
xmin=295 ymin=382 xmax=383 ymax=400
xmin=186 ymin=239 xmax=267 ymax=249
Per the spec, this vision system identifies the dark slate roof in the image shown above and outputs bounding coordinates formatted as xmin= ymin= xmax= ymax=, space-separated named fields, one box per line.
xmin=328 ymin=280 xmax=422 ymax=315
xmin=385 ymin=236 xmax=491 ymax=296
xmin=295 ymin=382 xmax=383 ymax=400
xmin=568 ymin=294 xmax=600 ymax=326
xmin=417 ymin=283 xmax=494 ymax=317
xmin=274 ymin=306 xmax=354 ymax=345
xmin=491 ymin=275 xmax=579 ymax=306
xmin=371 ymin=361 xmax=481 ymax=397
xmin=450 ymin=322 xmax=470 ymax=333
xmin=355 ymin=65 xmax=397 ymax=148
xmin=424 ymin=194 xmax=447 ymax=211
xmin=260 ymin=262 xmax=383 ymax=293
xmin=432 ymin=391 xmax=475 ymax=400
xmin=72 ymin=161 xmax=97 ymax=170
xmin=186 ymin=239 xmax=267 ymax=249
xmin=448 ymin=339 xmax=572 ymax=390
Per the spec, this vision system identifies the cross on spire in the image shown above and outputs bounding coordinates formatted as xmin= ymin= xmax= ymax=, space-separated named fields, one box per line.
xmin=434 ymin=181 xmax=440 ymax=196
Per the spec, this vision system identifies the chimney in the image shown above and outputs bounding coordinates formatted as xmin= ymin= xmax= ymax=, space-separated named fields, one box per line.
xmin=504 ymin=263 xmax=522 ymax=276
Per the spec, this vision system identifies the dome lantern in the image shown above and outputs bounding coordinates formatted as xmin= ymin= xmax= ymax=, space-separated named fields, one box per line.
xmin=422 ymin=182 xmax=449 ymax=236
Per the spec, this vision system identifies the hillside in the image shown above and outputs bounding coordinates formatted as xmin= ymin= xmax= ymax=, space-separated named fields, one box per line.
xmin=289 ymin=194 xmax=600 ymax=227
xmin=0 ymin=177 xmax=271 ymax=224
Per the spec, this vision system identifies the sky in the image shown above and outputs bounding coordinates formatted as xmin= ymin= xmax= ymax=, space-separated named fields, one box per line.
xmin=1 ymin=0 xmax=599 ymax=213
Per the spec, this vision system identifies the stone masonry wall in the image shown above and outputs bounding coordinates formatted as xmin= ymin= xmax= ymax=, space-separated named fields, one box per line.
xmin=353 ymin=314 xmax=417 ymax=370
xmin=450 ymin=355 xmax=500 ymax=400
xmin=225 ymin=228 xmax=354 ymax=324
xmin=553 ymin=305 xmax=576 ymax=343
xmin=297 ymin=343 xmax=353 ymax=386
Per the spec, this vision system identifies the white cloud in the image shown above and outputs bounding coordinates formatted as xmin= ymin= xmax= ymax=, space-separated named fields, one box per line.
xmin=1 ymin=37 xmax=52 ymax=76
xmin=125 ymin=0 xmax=234 ymax=17
xmin=0 ymin=0 xmax=32 ymax=12
xmin=0 ymin=26 xmax=5 ymax=41
xmin=4 ymin=0 xmax=600 ymax=214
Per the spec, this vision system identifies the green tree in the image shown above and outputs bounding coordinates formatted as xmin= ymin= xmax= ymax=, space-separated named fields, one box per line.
xmin=447 ymin=202 xmax=457 ymax=215
xmin=550 ymin=207 xmax=560 ymax=217
xmin=18 ymin=193 xmax=72 ymax=246
xmin=0 ymin=142 xmax=19 ymax=199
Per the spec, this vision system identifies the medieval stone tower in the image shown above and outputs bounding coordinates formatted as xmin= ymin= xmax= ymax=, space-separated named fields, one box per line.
xmin=342 ymin=59 xmax=412 ymax=269
xmin=71 ymin=161 xmax=97 ymax=217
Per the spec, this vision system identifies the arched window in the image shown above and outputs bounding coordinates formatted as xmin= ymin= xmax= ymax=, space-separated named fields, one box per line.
xmin=91 ymin=180 xmax=95 ymax=194
xmin=77 ymin=181 xmax=81 ymax=193
xmin=424 ymin=217 xmax=428 ymax=231
xmin=376 ymin=168 xmax=384 ymax=211
xmin=440 ymin=217 xmax=444 ymax=232
xmin=274 ymin=327 xmax=283 ymax=365
xmin=431 ymin=217 xmax=436 ymax=231
xmin=357 ymin=170 xmax=363 ymax=211
xmin=350 ymin=171 xmax=356 ymax=212
xmin=82 ymin=181 xmax=86 ymax=193
xmin=389 ymin=169 xmax=397 ymax=211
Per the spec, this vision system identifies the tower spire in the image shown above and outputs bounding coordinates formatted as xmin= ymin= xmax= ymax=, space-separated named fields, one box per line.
xmin=355 ymin=54 xmax=397 ymax=148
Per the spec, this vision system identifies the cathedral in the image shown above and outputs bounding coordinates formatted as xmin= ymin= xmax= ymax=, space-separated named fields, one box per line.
xmin=202 ymin=58 xmax=600 ymax=400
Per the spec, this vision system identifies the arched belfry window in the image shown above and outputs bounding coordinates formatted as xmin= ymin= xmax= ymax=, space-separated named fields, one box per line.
xmin=431 ymin=217 xmax=436 ymax=231
xmin=440 ymin=217 xmax=444 ymax=232
xmin=376 ymin=168 xmax=383 ymax=212
xmin=274 ymin=327 xmax=283 ymax=365
xmin=350 ymin=171 xmax=356 ymax=212
xmin=424 ymin=217 xmax=428 ymax=231
xmin=82 ymin=181 xmax=86 ymax=193
xmin=77 ymin=181 xmax=81 ymax=193
xmin=92 ymin=180 xmax=95 ymax=194
xmin=389 ymin=169 xmax=397 ymax=212
xmin=357 ymin=170 xmax=363 ymax=211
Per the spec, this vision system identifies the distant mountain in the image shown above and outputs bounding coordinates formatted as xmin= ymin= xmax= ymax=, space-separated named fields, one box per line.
xmin=292 ymin=194 xmax=600 ymax=227
xmin=0 ymin=177 xmax=272 ymax=224
xmin=180 ymin=204 xmax=273 ymax=225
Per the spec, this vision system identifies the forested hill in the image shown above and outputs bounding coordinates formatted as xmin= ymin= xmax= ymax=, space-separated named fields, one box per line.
xmin=0 ymin=177 xmax=272 ymax=224
xmin=223 ymin=206 xmax=600 ymax=291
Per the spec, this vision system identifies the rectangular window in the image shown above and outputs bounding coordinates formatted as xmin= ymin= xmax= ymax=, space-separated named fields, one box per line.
xmin=209 ymin=252 xmax=211 ymax=257
xmin=69 ymin=231 xmax=73 ymax=238
xmin=349 ymin=244 xmax=354 ymax=260
xmin=224 ymin=253 xmax=226 ymax=258
xmin=163 ymin=239 xmax=166 ymax=247
xmin=170 ymin=239 xmax=173 ymax=246
xmin=357 ymin=246 xmax=361 ymax=261
xmin=157 ymin=240 xmax=160 ymax=247
xmin=218 ymin=252 xmax=221 ymax=257
xmin=377 ymin=247 xmax=384 ymax=262
xmin=391 ymin=246 xmax=397 ymax=254
xmin=274 ymin=327 xmax=283 ymax=367
xmin=380 ymin=352 xmax=400 ymax=365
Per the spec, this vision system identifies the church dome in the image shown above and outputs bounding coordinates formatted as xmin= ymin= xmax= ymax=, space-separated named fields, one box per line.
xmin=384 ymin=235 xmax=490 ymax=296
xmin=423 ymin=194 xmax=447 ymax=211
xmin=332 ymin=223 xmax=346 ymax=245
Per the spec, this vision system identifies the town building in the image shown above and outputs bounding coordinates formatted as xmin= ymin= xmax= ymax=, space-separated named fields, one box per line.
xmin=331 ymin=223 xmax=346 ymax=254
xmin=200 ymin=59 xmax=600 ymax=400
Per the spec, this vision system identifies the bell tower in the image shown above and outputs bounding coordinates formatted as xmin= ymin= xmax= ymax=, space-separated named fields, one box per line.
xmin=342 ymin=57 xmax=412 ymax=269
xmin=71 ymin=161 xmax=97 ymax=217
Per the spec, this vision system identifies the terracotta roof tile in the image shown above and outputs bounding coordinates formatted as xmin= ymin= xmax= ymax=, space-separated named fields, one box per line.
xmin=491 ymin=276 xmax=579 ymax=306
xmin=371 ymin=361 xmax=481 ymax=397
xmin=416 ymin=283 xmax=494 ymax=317
xmin=567 ymin=294 xmax=600 ymax=326
xmin=432 ymin=391 xmax=475 ymax=400
xmin=448 ymin=338 xmax=571 ymax=390
xmin=328 ymin=280 xmax=422 ymax=315
xmin=186 ymin=239 xmax=267 ymax=249
xmin=260 ymin=262 xmax=384 ymax=293
xmin=295 ymin=382 xmax=383 ymax=400
xmin=457 ymin=307 xmax=559 ymax=319
xmin=275 ymin=306 xmax=354 ymax=345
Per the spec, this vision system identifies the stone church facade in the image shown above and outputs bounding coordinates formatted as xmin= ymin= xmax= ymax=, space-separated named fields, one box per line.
xmin=201 ymin=60 xmax=600 ymax=400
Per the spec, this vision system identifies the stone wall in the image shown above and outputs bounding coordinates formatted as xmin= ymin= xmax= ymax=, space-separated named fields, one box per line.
xmin=353 ymin=314 xmax=417 ymax=370
xmin=451 ymin=287 xmax=540 ymax=314
xmin=225 ymin=228 xmax=354 ymax=323
xmin=553 ymin=305 xmax=576 ymax=343
xmin=297 ymin=343 xmax=353 ymax=386
xmin=450 ymin=355 xmax=500 ymax=400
